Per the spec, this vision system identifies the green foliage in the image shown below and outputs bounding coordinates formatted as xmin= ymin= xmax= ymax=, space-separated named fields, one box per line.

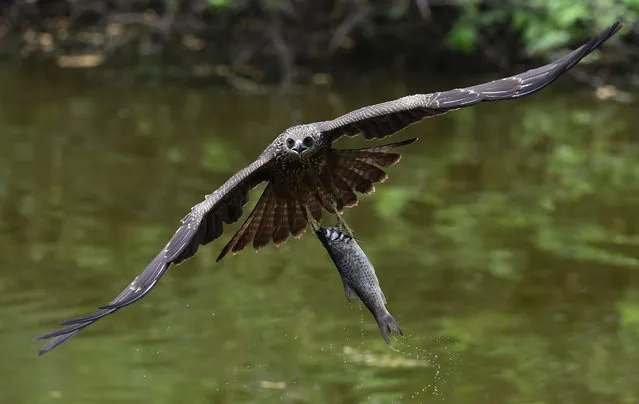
xmin=449 ymin=1 xmax=634 ymax=55
xmin=207 ymin=0 xmax=231 ymax=8
xmin=447 ymin=22 xmax=477 ymax=53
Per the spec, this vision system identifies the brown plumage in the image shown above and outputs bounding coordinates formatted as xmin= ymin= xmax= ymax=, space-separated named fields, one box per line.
xmin=37 ymin=22 xmax=622 ymax=355
xmin=216 ymin=137 xmax=413 ymax=260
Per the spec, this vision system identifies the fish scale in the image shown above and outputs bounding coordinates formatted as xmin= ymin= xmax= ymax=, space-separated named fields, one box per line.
xmin=315 ymin=226 xmax=402 ymax=344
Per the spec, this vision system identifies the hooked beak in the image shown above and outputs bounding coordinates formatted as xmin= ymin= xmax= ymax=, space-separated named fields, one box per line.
xmin=293 ymin=140 xmax=307 ymax=156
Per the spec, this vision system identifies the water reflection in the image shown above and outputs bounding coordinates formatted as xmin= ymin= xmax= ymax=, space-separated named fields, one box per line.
xmin=1 ymin=66 xmax=638 ymax=403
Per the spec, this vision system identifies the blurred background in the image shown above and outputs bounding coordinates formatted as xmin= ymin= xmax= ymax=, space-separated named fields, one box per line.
xmin=1 ymin=1 xmax=639 ymax=403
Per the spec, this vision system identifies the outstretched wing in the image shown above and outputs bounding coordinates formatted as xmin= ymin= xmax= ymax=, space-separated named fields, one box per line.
xmin=37 ymin=156 xmax=273 ymax=355
xmin=37 ymin=252 xmax=169 ymax=355
xmin=163 ymin=158 xmax=272 ymax=264
xmin=316 ymin=22 xmax=621 ymax=143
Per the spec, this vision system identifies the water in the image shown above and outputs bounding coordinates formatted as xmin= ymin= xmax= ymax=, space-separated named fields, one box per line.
xmin=1 ymin=66 xmax=639 ymax=403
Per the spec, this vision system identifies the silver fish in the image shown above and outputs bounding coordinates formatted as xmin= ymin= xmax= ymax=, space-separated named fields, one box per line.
xmin=315 ymin=226 xmax=403 ymax=344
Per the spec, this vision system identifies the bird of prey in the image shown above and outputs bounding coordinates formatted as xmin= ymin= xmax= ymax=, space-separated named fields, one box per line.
xmin=37 ymin=22 xmax=622 ymax=355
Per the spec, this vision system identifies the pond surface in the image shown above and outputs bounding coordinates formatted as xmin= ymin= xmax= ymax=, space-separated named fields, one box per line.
xmin=1 ymin=66 xmax=639 ymax=403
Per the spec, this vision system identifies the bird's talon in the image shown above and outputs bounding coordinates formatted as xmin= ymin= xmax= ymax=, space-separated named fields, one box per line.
xmin=335 ymin=218 xmax=354 ymax=237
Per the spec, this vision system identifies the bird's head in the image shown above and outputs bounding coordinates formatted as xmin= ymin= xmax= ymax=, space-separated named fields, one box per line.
xmin=279 ymin=125 xmax=322 ymax=160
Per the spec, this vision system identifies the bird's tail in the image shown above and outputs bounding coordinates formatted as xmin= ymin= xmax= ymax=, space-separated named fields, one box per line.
xmin=375 ymin=309 xmax=404 ymax=344
xmin=217 ymin=185 xmax=308 ymax=261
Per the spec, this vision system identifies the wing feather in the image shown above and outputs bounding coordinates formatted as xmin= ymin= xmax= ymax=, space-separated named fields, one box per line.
xmin=315 ymin=22 xmax=621 ymax=142
xmin=307 ymin=193 xmax=323 ymax=221
xmin=37 ymin=153 xmax=274 ymax=355
xmin=37 ymin=252 xmax=169 ymax=355
xmin=165 ymin=158 xmax=271 ymax=263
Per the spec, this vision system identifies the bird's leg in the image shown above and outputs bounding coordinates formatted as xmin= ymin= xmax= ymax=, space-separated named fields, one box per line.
xmin=335 ymin=211 xmax=354 ymax=236
xmin=305 ymin=206 xmax=320 ymax=232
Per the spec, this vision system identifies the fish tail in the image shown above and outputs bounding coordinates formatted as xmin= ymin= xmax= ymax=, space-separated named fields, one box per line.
xmin=375 ymin=310 xmax=403 ymax=344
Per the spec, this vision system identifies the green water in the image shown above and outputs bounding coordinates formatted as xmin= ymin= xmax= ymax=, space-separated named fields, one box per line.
xmin=1 ymin=66 xmax=639 ymax=403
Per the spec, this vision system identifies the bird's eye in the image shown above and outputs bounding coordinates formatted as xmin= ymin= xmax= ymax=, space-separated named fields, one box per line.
xmin=303 ymin=137 xmax=314 ymax=147
xmin=286 ymin=138 xmax=295 ymax=148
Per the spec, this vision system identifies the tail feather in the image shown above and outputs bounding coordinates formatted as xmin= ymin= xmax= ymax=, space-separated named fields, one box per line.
xmin=272 ymin=199 xmax=290 ymax=246
xmin=217 ymin=185 xmax=273 ymax=261
xmin=307 ymin=194 xmax=323 ymax=221
xmin=287 ymin=200 xmax=307 ymax=238
xmin=317 ymin=169 xmax=340 ymax=212
xmin=217 ymin=185 xmax=315 ymax=261
xmin=302 ymin=172 xmax=336 ymax=217
xmin=234 ymin=202 xmax=266 ymax=252
xmin=216 ymin=138 xmax=416 ymax=261
xmin=297 ymin=177 xmax=322 ymax=222
xmin=316 ymin=183 xmax=338 ymax=213
xmin=253 ymin=191 xmax=277 ymax=250
xmin=217 ymin=216 xmax=253 ymax=261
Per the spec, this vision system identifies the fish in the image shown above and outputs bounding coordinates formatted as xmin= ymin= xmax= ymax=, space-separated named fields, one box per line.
xmin=315 ymin=226 xmax=403 ymax=344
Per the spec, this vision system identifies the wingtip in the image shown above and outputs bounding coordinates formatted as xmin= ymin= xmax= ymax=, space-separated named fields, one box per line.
xmin=591 ymin=21 xmax=623 ymax=47
xmin=610 ymin=20 xmax=623 ymax=32
xmin=35 ymin=330 xmax=56 ymax=340
xmin=37 ymin=339 xmax=58 ymax=356
xmin=568 ymin=21 xmax=622 ymax=64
